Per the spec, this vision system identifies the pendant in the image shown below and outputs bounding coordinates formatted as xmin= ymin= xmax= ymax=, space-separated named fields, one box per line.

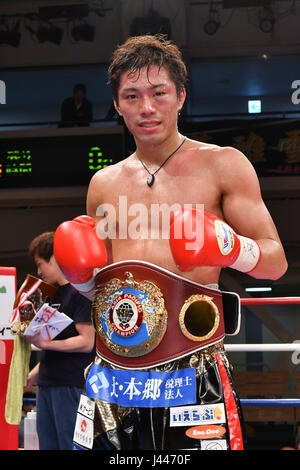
xmin=147 ymin=174 xmax=154 ymax=187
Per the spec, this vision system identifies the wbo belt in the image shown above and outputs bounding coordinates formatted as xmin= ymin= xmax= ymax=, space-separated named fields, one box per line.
xmin=92 ymin=260 xmax=241 ymax=370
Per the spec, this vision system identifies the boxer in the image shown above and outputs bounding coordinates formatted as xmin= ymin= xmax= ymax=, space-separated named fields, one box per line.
xmin=54 ymin=35 xmax=287 ymax=450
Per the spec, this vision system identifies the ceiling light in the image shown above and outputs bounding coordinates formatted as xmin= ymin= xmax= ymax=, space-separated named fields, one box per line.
xmin=259 ymin=17 xmax=274 ymax=33
xmin=0 ymin=29 xmax=21 ymax=47
xmin=203 ymin=19 xmax=220 ymax=35
xmin=38 ymin=4 xmax=89 ymax=21
xmin=0 ymin=21 xmax=21 ymax=47
xmin=71 ymin=22 xmax=95 ymax=42
xmin=204 ymin=4 xmax=220 ymax=36
xmin=223 ymin=0 xmax=266 ymax=7
xmin=259 ymin=7 xmax=275 ymax=33
xmin=130 ymin=8 xmax=171 ymax=38
xmin=36 ymin=24 xmax=64 ymax=45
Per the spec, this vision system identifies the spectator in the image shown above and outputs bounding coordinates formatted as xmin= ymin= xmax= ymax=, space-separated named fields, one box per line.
xmin=59 ymin=83 xmax=93 ymax=127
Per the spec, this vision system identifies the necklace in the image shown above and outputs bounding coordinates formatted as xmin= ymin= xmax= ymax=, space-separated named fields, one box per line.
xmin=136 ymin=137 xmax=186 ymax=187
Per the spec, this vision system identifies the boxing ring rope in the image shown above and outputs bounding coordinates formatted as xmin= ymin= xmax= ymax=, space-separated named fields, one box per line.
xmin=22 ymin=397 xmax=300 ymax=407
xmin=225 ymin=296 xmax=300 ymax=352
xmin=225 ymin=344 xmax=300 ymax=352
xmin=224 ymin=296 xmax=300 ymax=409
xmin=240 ymin=399 xmax=300 ymax=407
xmin=21 ymin=397 xmax=300 ymax=407
xmin=25 ymin=296 xmax=300 ymax=410
xmin=240 ymin=297 xmax=300 ymax=306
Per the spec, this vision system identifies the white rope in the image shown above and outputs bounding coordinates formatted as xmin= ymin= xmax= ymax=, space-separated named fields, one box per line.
xmin=225 ymin=343 xmax=300 ymax=352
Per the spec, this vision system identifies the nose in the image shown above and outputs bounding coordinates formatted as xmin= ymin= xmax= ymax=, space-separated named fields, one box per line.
xmin=139 ymin=95 xmax=155 ymax=115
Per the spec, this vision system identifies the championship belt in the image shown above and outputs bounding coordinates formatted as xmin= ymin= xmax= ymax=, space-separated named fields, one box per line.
xmin=92 ymin=261 xmax=240 ymax=369
xmin=10 ymin=274 xmax=57 ymax=333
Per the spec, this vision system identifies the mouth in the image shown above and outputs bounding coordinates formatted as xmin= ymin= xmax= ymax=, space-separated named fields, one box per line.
xmin=138 ymin=120 xmax=161 ymax=129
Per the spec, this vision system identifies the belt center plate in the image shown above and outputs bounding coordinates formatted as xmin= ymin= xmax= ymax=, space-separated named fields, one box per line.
xmin=92 ymin=272 xmax=168 ymax=358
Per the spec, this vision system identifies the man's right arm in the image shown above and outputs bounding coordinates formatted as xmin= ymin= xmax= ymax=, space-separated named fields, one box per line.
xmin=86 ymin=170 xmax=113 ymax=264
xmin=53 ymin=169 xmax=113 ymax=299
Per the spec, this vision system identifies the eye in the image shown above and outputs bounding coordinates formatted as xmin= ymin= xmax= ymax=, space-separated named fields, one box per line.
xmin=126 ymin=94 xmax=137 ymax=100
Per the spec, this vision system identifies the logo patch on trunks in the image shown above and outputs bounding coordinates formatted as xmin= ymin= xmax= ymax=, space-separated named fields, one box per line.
xmin=72 ymin=395 xmax=95 ymax=450
xmin=186 ymin=425 xmax=226 ymax=440
xmin=86 ymin=363 xmax=196 ymax=408
xmin=170 ymin=403 xmax=226 ymax=427
xmin=201 ymin=439 xmax=227 ymax=450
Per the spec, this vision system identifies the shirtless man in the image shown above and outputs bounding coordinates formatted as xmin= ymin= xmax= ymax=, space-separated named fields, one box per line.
xmin=54 ymin=35 xmax=287 ymax=451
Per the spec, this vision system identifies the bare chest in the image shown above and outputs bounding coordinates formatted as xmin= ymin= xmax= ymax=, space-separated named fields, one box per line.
xmin=98 ymin=161 xmax=222 ymax=240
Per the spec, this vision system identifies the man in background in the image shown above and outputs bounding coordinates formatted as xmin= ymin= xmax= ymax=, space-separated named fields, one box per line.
xmin=23 ymin=231 xmax=95 ymax=450
xmin=59 ymin=83 xmax=93 ymax=127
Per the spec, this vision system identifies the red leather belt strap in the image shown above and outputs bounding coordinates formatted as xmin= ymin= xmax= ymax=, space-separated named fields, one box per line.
xmin=93 ymin=260 xmax=226 ymax=369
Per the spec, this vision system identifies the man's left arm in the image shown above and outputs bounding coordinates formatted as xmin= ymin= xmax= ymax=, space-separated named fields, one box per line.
xmin=220 ymin=147 xmax=288 ymax=280
xmin=169 ymin=147 xmax=288 ymax=280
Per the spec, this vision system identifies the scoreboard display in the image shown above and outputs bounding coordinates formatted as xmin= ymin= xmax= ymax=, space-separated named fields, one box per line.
xmin=0 ymin=126 xmax=125 ymax=188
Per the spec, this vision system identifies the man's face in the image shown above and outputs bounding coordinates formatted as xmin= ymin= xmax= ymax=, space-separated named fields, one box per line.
xmin=114 ymin=65 xmax=186 ymax=147
xmin=74 ymin=89 xmax=85 ymax=103
xmin=34 ymin=254 xmax=59 ymax=285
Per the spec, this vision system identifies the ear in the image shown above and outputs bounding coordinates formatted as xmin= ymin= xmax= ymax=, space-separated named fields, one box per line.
xmin=49 ymin=255 xmax=57 ymax=267
xmin=177 ymin=88 xmax=186 ymax=113
xmin=114 ymin=99 xmax=122 ymax=116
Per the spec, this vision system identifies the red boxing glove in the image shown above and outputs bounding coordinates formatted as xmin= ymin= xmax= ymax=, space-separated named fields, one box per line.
xmin=169 ymin=208 xmax=261 ymax=273
xmin=54 ymin=215 xmax=107 ymax=293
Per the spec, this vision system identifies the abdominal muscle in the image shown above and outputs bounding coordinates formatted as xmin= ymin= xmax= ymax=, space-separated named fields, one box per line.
xmin=110 ymin=236 xmax=221 ymax=286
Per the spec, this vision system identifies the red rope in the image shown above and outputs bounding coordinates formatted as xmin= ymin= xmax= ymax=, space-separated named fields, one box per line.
xmin=241 ymin=297 xmax=300 ymax=305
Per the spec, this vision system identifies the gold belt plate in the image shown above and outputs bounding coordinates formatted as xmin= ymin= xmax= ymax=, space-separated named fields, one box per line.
xmin=92 ymin=272 xmax=168 ymax=357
